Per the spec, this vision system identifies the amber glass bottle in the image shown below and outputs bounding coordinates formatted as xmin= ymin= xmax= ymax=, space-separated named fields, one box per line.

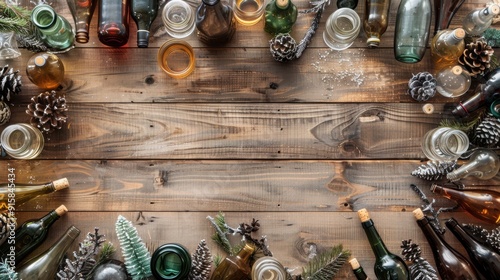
xmin=98 ymin=0 xmax=130 ymax=47
xmin=363 ymin=0 xmax=391 ymax=47
xmin=210 ymin=243 xmax=255 ymax=280
xmin=26 ymin=52 xmax=65 ymax=90
xmin=0 ymin=178 xmax=69 ymax=211
xmin=196 ymin=0 xmax=236 ymax=45
xmin=430 ymin=28 xmax=465 ymax=71
xmin=67 ymin=0 xmax=98 ymax=43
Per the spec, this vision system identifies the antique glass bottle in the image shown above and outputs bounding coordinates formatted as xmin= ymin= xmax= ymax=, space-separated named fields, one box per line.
xmin=0 ymin=123 xmax=44 ymax=160
xmin=431 ymin=184 xmax=500 ymax=224
xmin=0 ymin=178 xmax=69 ymax=211
xmin=430 ymin=28 xmax=465 ymax=71
xmin=196 ymin=0 xmax=236 ymax=45
xmin=67 ymin=0 xmax=98 ymax=43
xmin=337 ymin=0 xmax=358 ymax=9
xmin=0 ymin=205 xmax=67 ymax=264
xmin=210 ymin=243 xmax=255 ymax=280
xmin=394 ymin=0 xmax=431 ymax=63
xmin=446 ymin=217 xmax=500 ymax=279
xmin=17 ymin=225 xmax=80 ymax=280
xmin=413 ymin=208 xmax=479 ymax=280
xmin=98 ymin=0 xmax=130 ymax=47
xmin=446 ymin=149 xmax=500 ymax=181
xmin=363 ymin=0 xmax=391 ymax=47
xmin=436 ymin=65 xmax=471 ymax=97
xmin=349 ymin=258 xmax=370 ymax=280
xmin=463 ymin=4 xmax=500 ymax=36
xmin=150 ymin=243 xmax=192 ymax=280
xmin=251 ymin=257 xmax=287 ymax=280
xmin=421 ymin=127 xmax=469 ymax=162
xmin=264 ymin=0 xmax=298 ymax=35
xmin=358 ymin=208 xmax=410 ymax=280
xmin=131 ymin=0 xmax=158 ymax=47
xmin=26 ymin=52 xmax=65 ymax=90
xmin=31 ymin=4 xmax=75 ymax=51
xmin=433 ymin=0 xmax=465 ymax=35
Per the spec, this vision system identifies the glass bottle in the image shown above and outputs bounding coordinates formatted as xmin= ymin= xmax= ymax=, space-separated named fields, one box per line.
xmin=150 ymin=243 xmax=192 ymax=280
xmin=98 ymin=0 xmax=130 ymax=47
xmin=66 ymin=0 xmax=98 ymax=43
xmin=251 ymin=257 xmax=287 ymax=280
xmin=421 ymin=127 xmax=469 ymax=162
xmin=0 ymin=123 xmax=44 ymax=160
xmin=337 ymin=0 xmax=358 ymax=9
xmin=446 ymin=217 xmax=500 ymax=279
xmin=130 ymin=0 xmax=158 ymax=47
xmin=357 ymin=208 xmax=410 ymax=280
xmin=0 ymin=205 xmax=67 ymax=264
xmin=436 ymin=65 xmax=471 ymax=98
xmin=161 ymin=0 xmax=196 ymax=38
xmin=17 ymin=225 xmax=80 ymax=280
xmin=26 ymin=52 xmax=65 ymax=90
xmin=433 ymin=0 xmax=465 ymax=35
xmin=394 ymin=0 xmax=431 ymax=63
xmin=431 ymin=183 xmax=500 ymax=224
xmin=264 ymin=0 xmax=298 ymax=35
xmin=210 ymin=243 xmax=255 ymax=280
xmin=413 ymin=208 xmax=479 ymax=280
xmin=31 ymin=4 xmax=75 ymax=51
xmin=430 ymin=28 xmax=465 ymax=71
xmin=446 ymin=149 xmax=500 ymax=181
xmin=0 ymin=178 xmax=69 ymax=211
xmin=463 ymin=4 xmax=500 ymax=36
xmin=363 ymin=0 xmax=391 ymax=47
xmin=349 ymin=258 xmax=370 ymax=280
xmin=323 ymin=8 xmax=361 ymax=51
xmin=196 ymin=0 xmax=236 ymax=45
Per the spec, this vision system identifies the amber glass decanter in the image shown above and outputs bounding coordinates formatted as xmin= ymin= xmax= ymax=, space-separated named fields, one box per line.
xmin=26 ymin=52 xmax=65 ymax=90
xmin=210 ymin=243 xmax=255 ymax=280
xmin=430 ymin=28 xmax=465 ymax=71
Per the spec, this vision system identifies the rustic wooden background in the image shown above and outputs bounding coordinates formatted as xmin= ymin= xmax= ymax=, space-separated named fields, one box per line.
xmin=1 ymin=0 xmax=499 ymax=278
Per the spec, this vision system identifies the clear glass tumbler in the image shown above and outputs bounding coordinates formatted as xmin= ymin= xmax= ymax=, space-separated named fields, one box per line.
xmin=0 ymin=123 xmax=44 ymax=159
xmin=233 ymin=0 xmax=265 ymax=26
xmin=162 ymin=0 xmax=196 ymax=38
xmin=323 ymin=8 xmax=361 ymax=51
xmin=421 ymin=127 xmax=469 ymax=162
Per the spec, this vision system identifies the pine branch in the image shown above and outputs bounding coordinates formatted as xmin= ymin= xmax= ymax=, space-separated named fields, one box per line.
xmin=301 ymin=244 xmax=350 ymax=280
xmin=207 ymin=213 xmax=233 ymax=255
xmin=0 ymin=259 xmax=17 ymax=280
xmin=85 ymin=242 xmax=116 ymax=280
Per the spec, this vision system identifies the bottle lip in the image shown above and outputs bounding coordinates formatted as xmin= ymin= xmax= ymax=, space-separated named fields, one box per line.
xmin=488 ymin=4 xmax=500 ymax=15
xmin=31 ymin=4 xmax=57 ymax=29
xmin=444 ymin=217 xmax=459 ymax=228
xmin=453 ymin=28 xmax=465 ymax=39
xmin=349 ymin=258 xmax=360 ymax=269
xmin=202 ymin=0 xmax=219 ymax=6
xmin=276 ymin=0 xmax=290 ymax=9
xmin=151 ymin=243 xmax=192 ymax=280
xmin=55 ymin=205 xmax=68 ymax=216
xmin=34 ymin=55 xmax=47 ymax=67
xmin=366 ymin=37 xmax=380 ymax=48
xmin=53 ymin=178 xmax=70 ymax=190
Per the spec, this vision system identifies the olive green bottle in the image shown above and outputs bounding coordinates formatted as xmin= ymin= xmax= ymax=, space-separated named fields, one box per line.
xmin=264 ymin=0 xmax=297 ymax=35
xmin=0 ymin=178 xmax=69 ymax=211
xmin=210 ymin=243 xmax=255 ymax=280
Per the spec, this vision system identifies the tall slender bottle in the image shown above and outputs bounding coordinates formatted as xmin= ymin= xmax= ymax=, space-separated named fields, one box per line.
xmin=394 ymin=0 xmax=431 ymax=63
xmin=349 ymin=258 xmax=370 ymax=280
xmin=196 ymin=0 xmax=236 ymax=45
xmin=363 ymin=0 xmax=391 ymax=47
xmin=0 ymin=178 xmax=69 ymax=211
xmin=130 ymin=0 xmax=158 ymax=47
xmin=31 ymin=4 xmax=75 ymax=51
xmin=430 ymin=28 xmax=465 ymax=71
xmin=413 ymin=208 xmax=479 ymax=280
xmin=0 ymin=205 xmax=67 ymax=265
xmin=446 ymin=217 xmax=500 ymax=279
xmin=67 ymin=0 xmax=98 ymax=43
xmin=431 ymin=184 xmax=500 ymax=224
xmin=462 ymin=4 xmax=500 ymax=36
xmin=17 ymin=225 xmax=80 ymax=279
xmin=357 ymin=208 xmax=410 ymax=279
xmin=98 ymin=0 xmax=130 ymax=47
xmin=209 ymin=243 xmax=255 ymax=280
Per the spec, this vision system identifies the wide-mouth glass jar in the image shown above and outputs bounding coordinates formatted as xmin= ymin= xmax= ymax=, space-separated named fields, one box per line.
xmin=421 ymin=127 xmax=469 ymax=161
xmin=233 ymin=0 xmax=265 ymax=26
xmin=162 ymin=0 xmax=196 ymax=38
xmin=157 ymin=39 xmax=195 ymax=79
xmin=0 ymin=123 xmax=44 ymax=159
xmin=323 ymin=8 xmax=361 ymax=50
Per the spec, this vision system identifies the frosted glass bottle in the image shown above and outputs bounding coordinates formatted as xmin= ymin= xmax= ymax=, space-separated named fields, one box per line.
xmin=430 ymin=28 xmax=465 ymax=71
xmin=363 ymin=0 xmax=391 ymax=47
xmin=31 ymin=4 xmax=75 ymax=51
xmin=26 ymin=52 xmax=65 ymax=90
xmin=436 ymin=65 xmax=471 ymax=97
xmin=463 ymin=4 xmax=500 ymax=36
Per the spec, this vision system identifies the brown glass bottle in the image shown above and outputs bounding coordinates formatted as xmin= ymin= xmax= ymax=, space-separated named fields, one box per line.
xmin=430 ymin=28 xmax=465 ymax=71
xmin=195 ymin=0 xmax=236 ymax=45
xmin=0 ymin=178 xmax=69 ymax=211
xmin=210 ymin=243 xmax=255 ymax=280
xmin=98 ymin=0 xmax=130 ymax=47
xmin=431 ymin=184 xmax=500 ymax=224
xmin=26 ymin=52 xmax=65 ymax=90
xmin=433 ymin=0 xmax=465 ymax=35
xmin=363 ymin=0 xmax=391 ymax=47
xmin=413 ymin=208 xmax=480 ymax=280
xmin=67 ymin=0 xmax=98 ymax=43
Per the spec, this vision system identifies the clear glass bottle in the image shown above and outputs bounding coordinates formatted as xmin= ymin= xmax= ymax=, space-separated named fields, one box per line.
xmin=131 ymin=0 xmax=158 ymax=47
xmin=446 ymin=149 xmax=500 ymax=181
xmin=463 ymin=4 xmax=500 ymax=36
xmin=210 ymin=243 xmax=255 ymax=280
xmin=162 ymin=0 xmax=196 ymax=38
xmin=264 ymin=0 xmax=298 ymax=35
xmin=431 ymin=183 xmax=500 ymax=224
xmin=0 ymin=205 xmax=67 ymax=265
xmin=421 ymin=127 xmax=469 ymax=162
xmin=0 ymin=178 xmax=69 ymax=211
xmin=17 ymin=225 xmax=80 ymax=280
xmin=26 ymin=52 xmax=65 ymax=90
xmin=413 ymin=208 xmax=480 ymax=280
xmin=98 ymin=0 xmax=130 ymax=47
xmin=0 ymin=123 xmax=44 ymax=159
xmin=349 ymin=258 xmax=370 ymax=280
xmin=151 ymin=243 xmax=191 ymax=279
xmin=363 ymin=0 xmax=391 ymax=47
xmin=436 ymin=65 xmax=471 ymax=97
xmin=31 ymin=4 xmax=75 ymax=51
xmin=251 ymin=257 xmax=287 ymax=280
xmin=430 ymin=28 xmax=465 ymax=71
xmin=323 ymin=8 xmax=361 ymax=51
xmin=358 ymin=208 xmax=410 ymax=280
xmin=394 ymin=0 xmax=431 ymax=63
xmin=196 ymin=0 xmax=236 ymax=45
xmin=433 ymin=0 xmax=465 ymax=35
xmin=66 ymin=0 xmax=98 ymax=43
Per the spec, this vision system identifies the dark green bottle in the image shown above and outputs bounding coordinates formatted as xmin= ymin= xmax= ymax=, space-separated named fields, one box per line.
xmin=264 ymin=0 xmax=297 ymax=35
xmin=151 ymin=243 xmax=191 ymax=280
xmin=0 ymin=205 xmax=67 ymax=265
xmin=358 ymin=208 xmax=410 ymax=280
xmin=350 ymin=258 xmax=370 ymax=280
xmin=337 ymin=0 xmax=358 ymax=9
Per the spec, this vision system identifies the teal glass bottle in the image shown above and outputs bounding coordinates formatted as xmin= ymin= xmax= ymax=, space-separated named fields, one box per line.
xmin=337 ymin=0 xmax=358 ymax=9
xmin=394 ymin=0 xmax=431 ymax=63
xmin=264 ymin=0 xmax=298 ymax=35
xmin=130 ymin=0 xmax=159 ymax=47
xmin=31 ymin=4 xmax=75 ymax=50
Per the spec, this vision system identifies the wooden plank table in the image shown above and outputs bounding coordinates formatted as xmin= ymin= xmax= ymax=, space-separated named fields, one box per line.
xmin=1 ymin=0 xmax=499 ymax=278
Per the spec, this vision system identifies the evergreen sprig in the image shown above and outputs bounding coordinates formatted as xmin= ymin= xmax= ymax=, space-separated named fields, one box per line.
xmin=0 ymin=259 xmax=17 ymax=280
xmin=301 ymin=244 xmax=350 ymax=280
xmin=207 ymin=213 xmax=233 ymax=255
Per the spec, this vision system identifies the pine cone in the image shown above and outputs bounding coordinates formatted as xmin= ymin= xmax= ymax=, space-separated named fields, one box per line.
xmin=459 ymin=39 xmax=494 ymax=77
xmin=188 ymin=239 xmax=212 ymax=280
xmin=0 ymin=212 xmax=16 ymax=241
xmin=408 ymin=72 xmax=437 ymax=102
xmin=269 ymin=34 xmax=297 ymax=62
xmin=464 ymin=224 xmax=500 ymax=254
xmin=0 ymin=101 xmax=11 ymax=126
xmin=411 ymin=161 xmax=457 ymax=181
xmin=26 ymin=91 xmax=68 ymax=133
xmin=401 ymin=239 xmax=421 ymax=262
xmin=0 ymin=65 xmax=21 ymax=102
xmin=473 ymin=112 xmax=500 ymax=147
xmin=409 ymin=259 xmax=439 ymax=280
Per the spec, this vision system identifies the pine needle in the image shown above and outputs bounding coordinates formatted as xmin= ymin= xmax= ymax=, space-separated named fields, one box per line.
xmin=302 ymin=244 xmax=350 ymax=280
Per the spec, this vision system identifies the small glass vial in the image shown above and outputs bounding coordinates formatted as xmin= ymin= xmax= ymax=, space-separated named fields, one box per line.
xmin=26 ymin=52 xmax=65 ymax=90
xmin=251 ymin=257 xmax=287 ymax=280
xmin=162 ymin=0 xmax=196 ymax=38
xmin=462 ymin=4 xmax=500 ymax=36
xmin=0 ymin=123 xmax=44 ymax=159
xmin=31 ymin=4 xmax=75 ymax=51
xmin=323 ymin=8 xmax=361 ymax=51
xmin=234 ymin=0 xmax=265 ymax=26
xmin=436 ymin=65 xmax=471 ymax=98
xmin=151 ymin=243 xmax=191 ymax=280
xmin=421 ymin=127 xmax=469 ymax=162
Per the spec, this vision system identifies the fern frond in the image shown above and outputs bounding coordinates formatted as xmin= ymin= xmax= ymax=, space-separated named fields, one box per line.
xmin=302 ymin=244 xmax=350 ymax=280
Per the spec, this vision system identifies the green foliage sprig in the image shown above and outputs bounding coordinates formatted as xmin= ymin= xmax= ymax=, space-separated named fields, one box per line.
xmin=0 ymin=259 xmax=17 ymax=280
xmin=301 ymin=244 xmax=350 ymax=280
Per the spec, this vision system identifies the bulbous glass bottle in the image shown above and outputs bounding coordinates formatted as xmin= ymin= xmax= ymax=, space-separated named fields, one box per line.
xmin=436 ymin=65 xmax=471 ymax=97
xmin=31 ymin=4 xmax=75 ymax=51
xmin=363 ymin=0 xmax=391 ymax=47
xmin=446 ymin=149 xmax=500 ymax=181
xmin=98 ymin=0 xmax=130 ymax=47
xmin=26 ymin=52 xmax=65 ymax=90
xmin=130 ymin=0 xmax=159 ymax=47
xmin=210 ymin=243 xmax=255 ymax=280
xmin=430 ymin=28 xmax=465 ymax=71
xmin=66 ymin=0 xmax=98 ymax=43
xmin=264 ymin=0 xmax=298 ymax=35
xmin=196 ymin=0 xmax=236 ymax=46
xmin=463 ymin=4 xmax=500 ymax=36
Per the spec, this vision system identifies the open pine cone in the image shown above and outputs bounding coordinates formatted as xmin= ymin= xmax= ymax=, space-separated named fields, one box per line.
xmin=269 ymin=33 xmax=297 ymax=62
xmin=0 ymin=65 xmax=22 ymax=102
xmin=458 ymin=39 xmax=494 ymax=77
xmin=408 ymin=72 xmax=437 ymax=102
xmin=26 ymin=91 xmax=68 ymax=133
xmin=0 ymin=101 xmax=11 ymax=126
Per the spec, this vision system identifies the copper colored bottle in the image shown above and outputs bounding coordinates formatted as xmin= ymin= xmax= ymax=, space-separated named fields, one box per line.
xmin=26 ymin=52 xmax=65 ymax=90
xmin=98 ymin=0 xmax=130 ymax=47
xmin=67 ymin=0 xmax=98 ymax=43
xmin=433 ymin=0 xmax=465 ymax=35
xmin=209 ymin=243 xmax=254 ymax=280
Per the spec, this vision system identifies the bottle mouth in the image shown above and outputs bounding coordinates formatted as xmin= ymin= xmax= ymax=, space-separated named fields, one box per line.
xmin=32 ymin=5 xmax=56 ymax=29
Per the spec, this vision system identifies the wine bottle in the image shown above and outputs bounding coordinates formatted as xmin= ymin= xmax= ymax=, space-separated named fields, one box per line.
xmin=31 ymin=4 xmax=75 ymax=51
xmin=363 ymin=0 xmax=391 ymax=47
xmin=357 ymin=208 xmax=410 ymax=280
xmin=0 ymin=178 xmax=69 ymax=211
xmin=430 ymin=28 xmax=465 ymax=71
xmin=130 ymin=0 xmax=158 ymax=47
xmin=337 ymin=0 xmax=358 ymax=9
xmin=67 ymin=0 xmax=98 ymax=43
xmin=0 ymin=205 xmax=67 ymax=265
xmin=430 ymin=184 xmax=500 ymax=224
xmin=413 ymin=208 xmax=479 ymax=280
xmin=210 ymin=242 xmax=255 ymax=280
xmin=349 ymin=258 xmax=370 ymax=280
xmin=462 ymin=4 xmax=500 ymax=36
xmin=98 ymin=0 xmax=130 ymax=47
xmin=446 ymin=217 xmax=500 ymax=279
xmin=17 ymin=225 xmax=80 ymax=279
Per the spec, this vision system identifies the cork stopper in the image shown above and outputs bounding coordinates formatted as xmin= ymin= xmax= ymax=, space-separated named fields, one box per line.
xmin=452 ymin=66 xmax=463 ymax=75
xmin=357 ymin=208 xmax=370 ymax=222
xmin=34 ymin=55 xmax=46 ymax=67
xmin=422 ymin=103 xmax=435 ymax=114
xmin=55 ymin=204 xmax=68 ymax=216
xmin=349 ymin=258 xmax=360 ymax=270
xmin=276 ymin=0 xmax=289 ymax=9
xmin=453 ymin=28 xmax=465 ymax=39
xmin=413 ymin=208 xmax=425 ymax=220
xmin=53 ymin=178 xmax=69 ymax=191
xmin=489 ymin=4 xmax=500 ymax=15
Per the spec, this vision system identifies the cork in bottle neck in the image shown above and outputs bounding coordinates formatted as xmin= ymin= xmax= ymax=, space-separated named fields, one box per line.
xmin=357 ymin=208 xmax=370 ymax=222
xmin=413 ymin=208 xmax=425 ymax=220
xmin=349 ymin=258 xmax=360 ymax=270
xmin=55 ymin=205 xmax=68 ymax=216
xmin=52 ymin=178 xmax=69 ymax=191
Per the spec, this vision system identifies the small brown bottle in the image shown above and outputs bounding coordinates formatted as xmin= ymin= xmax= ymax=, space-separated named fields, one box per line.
xmin=363 ymin=0 xmax=391 ymax=47
xmin=210 ymin=243 xmax=255 ymax=280
xmin=26 ymin=52 xmax=65 ymax=90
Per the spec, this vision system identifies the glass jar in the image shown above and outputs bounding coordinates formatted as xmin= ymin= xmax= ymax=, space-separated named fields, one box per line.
xmin=157 ymin=39 xmax=195 ymax=79
xmin=421 ymin=127 xmax=469 ymax=161
xmin=162 ymin=0 xmax=196 ymax=38
xmin=151 ymin=243 xmax=191 ymax=280
xmin=323 ymin=8 xmax=361 ymax=51
xmin=251 ymin=257 xmax=287 ymax=280
xmin=436 ymin=65 xmax=471 ymax=98
xmin=0 ymin=123 xmax=44 ymax=159
xmin=234 ymin=0 xmax=265 ymax=26
xmin=26 ymin=52 xmax=65 ymax=90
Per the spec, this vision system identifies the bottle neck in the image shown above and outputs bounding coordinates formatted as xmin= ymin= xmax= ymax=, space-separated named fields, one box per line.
xmin=430 ymin=184 xmax=460 ymax=200
xmin=442 ymin=31 xmax=463 ymax=46
xmin=237 ymin=244 xmax=255 ymax=263
xmin=479 ymin=6 xmax=496 ymax=22
xmin=361 ymin=220 xmax=391 ymax=258
xmin=416 ymin=216 xmax=448 ymax=249
xmin=445 ymin=218 xmax=482 ymax=249
xmin=32 ymin=5 xmax=58 ymax=30
xmin=38 ymin=209 xmax=61 ymax=228
xmin=353 ymin=267 xmax=369 ymax=280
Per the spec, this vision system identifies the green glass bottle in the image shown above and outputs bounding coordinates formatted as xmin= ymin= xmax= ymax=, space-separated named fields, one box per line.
xmin=151 ymin=243 xmax=192 ymax=280
xmin=349 ymin=258 xmax=370 ymax=280
xmin=264 ymin=0 xmax=297 ymax=35
xmin=130 ymin=0 xmax=159 ymax=47
xmin=210 ymin=243 xmax=255 ymax=280
xmin=337 ymin=0 xmax=358 ymax=9
xmin=31 ymin=4 xmax=75 ymax=51
xmin=358 ymin=208 xmax=410 ymax=280
xmin=0 ymin=178 xmax=69 ymax=211
xmin=0 ymin=205 xmax=67 ymax=265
